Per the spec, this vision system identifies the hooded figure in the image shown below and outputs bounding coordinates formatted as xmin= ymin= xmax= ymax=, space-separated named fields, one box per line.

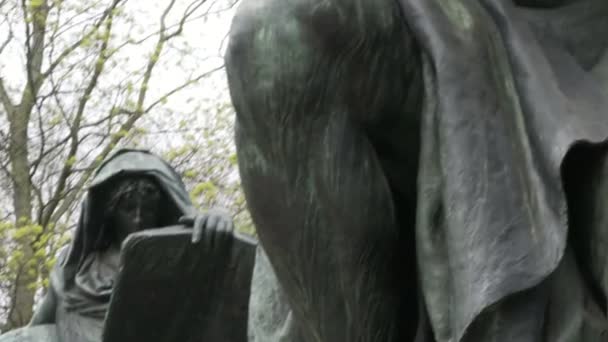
xmin=27 ymin=149 xmax=233 ymax=342
xmin=226 ymin=0 xmax=608 ymax=341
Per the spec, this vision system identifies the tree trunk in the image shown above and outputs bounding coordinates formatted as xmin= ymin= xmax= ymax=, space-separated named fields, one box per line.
xmin=4 ymin=0 xmax=49 ymax=329
xmin=5 ymin=109 xmax=35 ymax=330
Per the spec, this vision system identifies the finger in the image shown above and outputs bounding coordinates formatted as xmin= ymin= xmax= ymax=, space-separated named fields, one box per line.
xmin=221 ymin=220 xmax=234 ymax=245
xmin=206 ymin=214 xmax=219 ymax=231
xmin=192 ymin=214 xmax=207 ymax=243
xmin=178 ymin=215 xmax=194 ymax=226
xmin=217 ymin=220 xmax=226 ymax=233
xmin=205 ymin=215 xmax=219 ymax=248
xmin=213 ymin=221 xmax=227 ymax=248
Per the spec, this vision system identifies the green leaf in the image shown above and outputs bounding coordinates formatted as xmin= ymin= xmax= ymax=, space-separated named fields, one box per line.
xmin=48 ymin=115 xmax=62 ymax=125
xmin=183 ymin=169 xmax=197 ymax=179
xmin=112 ymin=129 xmax=129 ymax=139
xmin=190 ymin=181 xmax=218 ymax=202
xmin=65 ymin=155 xmax=77 ymax=167
xmin=229 ymin=154 xmax=238 ymax=166
xmin=30 ymin=0 xmax=44 ymax=9
xmin=81 ymin=37 xmax=92 ymax=48
xmin=133 ymin=127 xmax=147 ymax=135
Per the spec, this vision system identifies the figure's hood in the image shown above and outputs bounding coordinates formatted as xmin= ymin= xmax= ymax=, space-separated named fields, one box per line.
xmin=55 ymin=149 xmax=196 ymax=291
xmin=90 ymin=148 xmax=194 ymax=203
xmin=396 ymin=0 xmax=608 ymax=341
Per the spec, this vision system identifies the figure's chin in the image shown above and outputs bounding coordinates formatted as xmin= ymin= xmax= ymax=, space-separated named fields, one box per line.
xmin=513 ymin=0 xmax=578 ymax=8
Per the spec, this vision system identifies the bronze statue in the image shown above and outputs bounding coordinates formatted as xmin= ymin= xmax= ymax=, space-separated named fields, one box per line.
xmin=1 ymin=149 xmax=239 ymax=342
xmin=226 ymin=0 xmax=608 ymax=341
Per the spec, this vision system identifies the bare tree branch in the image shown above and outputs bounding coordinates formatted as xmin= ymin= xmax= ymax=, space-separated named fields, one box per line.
xmin=42 ymin=0 xmax=122 ymax=79
xmin=144 ymin=66 xmax=223 ymax=113
xmin=19 ymin=0 xmax=48 ymax=113
xmin=0 ymin=78 xmax=14 ymax=115
xmin=164 ymin=0 xmax=206 ymax=39
xmin=41 ymin=8 xmax=116 ymax=228
xmin=109 ymin=8 xmax=212 ymax=52
xmin=0 ymin=28 xmax=13 ymax=56
xmin=51 ymin=4 xmax=112 ymax=38
xmin=131 ymin=0 xmax=176 ymax=113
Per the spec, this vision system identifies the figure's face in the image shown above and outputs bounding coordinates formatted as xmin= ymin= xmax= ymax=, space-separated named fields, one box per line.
xmin=108 ymin=178 xmax=163 ymax=243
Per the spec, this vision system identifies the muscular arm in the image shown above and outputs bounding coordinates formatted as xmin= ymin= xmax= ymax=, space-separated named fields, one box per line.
xmin=226 ymin=0 xmax=422 ymax=340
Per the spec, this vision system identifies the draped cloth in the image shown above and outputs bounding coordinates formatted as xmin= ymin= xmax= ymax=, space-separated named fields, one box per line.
xmin=400 ymin=0 xmax=608 ymax=340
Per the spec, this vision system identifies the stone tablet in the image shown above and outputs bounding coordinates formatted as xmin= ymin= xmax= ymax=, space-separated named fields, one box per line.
xmin=102 ymin=226 xmax=256 ymax=342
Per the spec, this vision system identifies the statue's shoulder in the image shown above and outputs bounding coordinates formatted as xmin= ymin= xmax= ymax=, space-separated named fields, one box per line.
xmin=230 ymin=0 xmax=403 ymax=42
